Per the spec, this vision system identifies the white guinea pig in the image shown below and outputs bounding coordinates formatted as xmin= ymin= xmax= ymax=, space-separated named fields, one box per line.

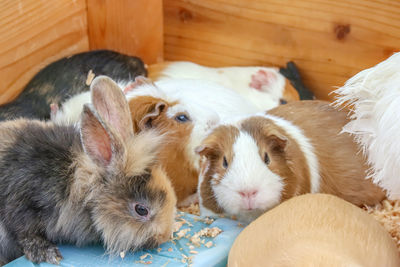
xmin=156 ymin=61 xmax=296 ymax=110
xmin=196 ymin=100 xmax=386 ymax=222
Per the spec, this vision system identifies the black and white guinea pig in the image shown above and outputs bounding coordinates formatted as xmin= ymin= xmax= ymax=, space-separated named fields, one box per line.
xmin=196 ymin=100 xmax=386 ymax=222
xmin=0 ymin=50 xmax=146 ymax=121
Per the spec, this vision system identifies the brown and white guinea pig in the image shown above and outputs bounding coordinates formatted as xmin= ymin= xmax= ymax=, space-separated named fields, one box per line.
xmin=0 ymin=76 xmax=176 ymax=265
xmin=125 ymin=78 xmax=261 ymax=205
xmin=228 ymin=194 xmax=400 ymax=267
xmin=196 ymin=100 xmax=386 ymax=222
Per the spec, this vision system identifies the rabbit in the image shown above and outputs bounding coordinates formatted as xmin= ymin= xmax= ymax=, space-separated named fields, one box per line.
xmin=0 ymin=76 xmax=177 ymax=265
xmin=196 ymin=100 xmax=385 ymax=222
xmin=0 ymin=50 xmax=147 ymax=121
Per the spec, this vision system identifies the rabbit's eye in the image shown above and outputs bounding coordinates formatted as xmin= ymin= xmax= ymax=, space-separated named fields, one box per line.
xmin=134 ymin=204 xmax=149 ymax=217
xmin=175 ymin=113 xmax=190 ymax=123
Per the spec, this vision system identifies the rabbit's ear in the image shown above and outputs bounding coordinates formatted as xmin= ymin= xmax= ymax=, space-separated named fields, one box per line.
xmin=90 ymin=76 xmax=133 ymax=142
xmin=80 ymin=104 xmax=122 ymax=166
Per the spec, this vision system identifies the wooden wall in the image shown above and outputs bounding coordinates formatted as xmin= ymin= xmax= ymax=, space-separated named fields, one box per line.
xmin=1 ymin=0 xmax=399 ymax=104
xmin=163 ymin=0 xmax=400 ymax=100
xmin=0 ymin=0 xmax=163 ymax=105
xmin=0 ymin=0 xmax=89 ymax=104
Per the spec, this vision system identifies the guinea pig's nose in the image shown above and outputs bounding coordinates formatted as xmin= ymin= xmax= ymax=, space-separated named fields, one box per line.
xmin=238 ymin=190 xmax=258 ymax=198
xmin=239 ymin=190 xmax=258 ymax=210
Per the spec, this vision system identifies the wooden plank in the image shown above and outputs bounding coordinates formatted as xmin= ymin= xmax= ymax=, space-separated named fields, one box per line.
xmin=87 ymin=0 xmax=164 ymax=65
xmin=163 ymin=0 xmax=400 ymax=100
xmin=0 ymin=0 xmax=89 ymax=105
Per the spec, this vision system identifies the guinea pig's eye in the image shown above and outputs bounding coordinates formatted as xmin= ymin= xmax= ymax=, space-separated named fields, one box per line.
xmin=264 ymin=153 xmax=270 ymax=165
xmin=279 ymin=98 xmax=288 ymax=105
xmin=134 ymin=203 xmax=149 ymax=217
xmin=223 ymin=156 xmax=228 ymax=169
xmin=175 ymin=113 xmax=190 ymax=123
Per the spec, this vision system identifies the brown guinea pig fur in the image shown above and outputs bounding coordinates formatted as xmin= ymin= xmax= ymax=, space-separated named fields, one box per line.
xmin=197 ymin=100 xmax=386 ymax=222
xmin=228 ymin=194 xmax=400 ymax=267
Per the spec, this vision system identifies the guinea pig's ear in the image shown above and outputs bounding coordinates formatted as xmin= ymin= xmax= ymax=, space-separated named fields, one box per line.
xmin=129 ymin=96 xmax=168 ymax=133
xmin=123 ymin=76 xmax=154 ymax=94
xmin=195 ymin=145 xmax=215 ymax=158
xmin=80 ymin=104 xmax=116 ymax=167
xmin=138 ymin=101 xmax=167 ymax=130
xmin=266 ymin=132 xmax=288 ymax=153
xmin=90 ymin=76 xmax=133 ymax=142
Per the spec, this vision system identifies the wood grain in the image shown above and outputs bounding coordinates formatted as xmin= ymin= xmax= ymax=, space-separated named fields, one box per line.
xmin=0 ymin=0 xmax=89 ymax=105
xmin=87 ymin=0 xmax=164 ymax=65
xmin=163 ymin=0 xmax=400 ymax=100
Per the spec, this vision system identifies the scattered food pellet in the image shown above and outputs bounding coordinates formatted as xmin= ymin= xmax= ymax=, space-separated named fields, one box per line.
xmin=157 ymin=248 xmax=162 ymax=253
xmin=168 ymin=247 xmax=173 ymax=252
xmin=189 ymin=245 xmax=195 ymax=250
xmin=205 ymin=241 xmax=213 ymax=248
xmin=119 ymin=251 xmax=125 ymax=259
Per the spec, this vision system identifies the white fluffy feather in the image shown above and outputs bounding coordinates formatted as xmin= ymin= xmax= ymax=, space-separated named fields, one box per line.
xmin=334 ymin=52 xmax=400 ymax=199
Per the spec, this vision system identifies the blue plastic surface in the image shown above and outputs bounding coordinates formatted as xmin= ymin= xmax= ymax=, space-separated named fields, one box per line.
xmin=5 ymin=212 xmax=244 ymax=267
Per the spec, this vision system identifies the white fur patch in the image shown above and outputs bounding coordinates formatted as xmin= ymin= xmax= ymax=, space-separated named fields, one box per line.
xmin=53 ymin=81 xmax=132 ymax=125
xmin=212 ymin=132 xmax=284 ymax=222
xmin=159 ymin=61 xmax=285 ymax=110
xmin=263 ymin=114 xmax=320 ymax=193
xmin=334 ymin=52 xmax=400 ymax=199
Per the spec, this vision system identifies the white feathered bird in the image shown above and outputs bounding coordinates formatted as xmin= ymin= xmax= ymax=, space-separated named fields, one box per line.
xmin=334 ymin=52 xmax=400 ymax=199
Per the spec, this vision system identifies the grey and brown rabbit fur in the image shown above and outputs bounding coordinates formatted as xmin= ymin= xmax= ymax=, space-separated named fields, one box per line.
xmin=0 ymin=50 xmax=147 ymax=121
xmin=0 ymin=76 xmax=177 ymax=265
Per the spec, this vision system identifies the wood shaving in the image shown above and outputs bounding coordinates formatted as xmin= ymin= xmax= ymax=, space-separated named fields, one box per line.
xmin=364 ymin=199 xmax=400 ymax=251
xmin=85 ymin=70 xmax=95 ymax=86
xmin=157 ymin=248 xmax=162 ymax=253
xmin=173 ymin=221 xmax=185 ymax=232
xmin=175 ymin=228 xmax=191 ymax=239
xmin=189 ymin=227 xmax=222 ymax=247
xmin=134 ymin=260 xmax=152 ymax=265
xmin=161 ymin=260 xmax=170 ymax=267
xmin=205 ymin=241 xmax=213 ymax=248
xmin=204 ymin=217 xmax=214 ymax=224
xmin=179 ymin=203 xmax=200 ymax=216
xmin=189 ymin=250 xmax=198 ymax=254
xmin=119 ymin=251 xmax=125 ymax=259
xmin=140 ymin=253 xmax=153 ymax=260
